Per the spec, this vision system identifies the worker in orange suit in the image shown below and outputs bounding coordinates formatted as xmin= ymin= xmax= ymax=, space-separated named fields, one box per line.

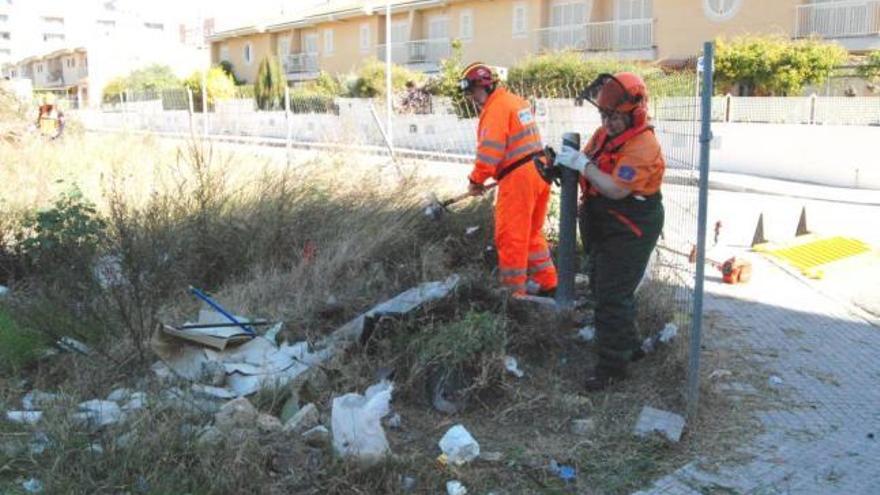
xmin=555 ymin=72 xmax=665 ymax=391
xmin=460 ymin=62 xmax=557 ymax=297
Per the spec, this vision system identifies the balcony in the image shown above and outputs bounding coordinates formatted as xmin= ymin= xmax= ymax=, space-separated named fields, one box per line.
xmin=795 ymin=0 xmax=880 ymax=50
xmin=535 ymin=19 xmax=654 ymax=55
xmin=281 ymin=52 xmax=319 ymax=76
xmin=376 ymin=38 xmax=451 ymax=70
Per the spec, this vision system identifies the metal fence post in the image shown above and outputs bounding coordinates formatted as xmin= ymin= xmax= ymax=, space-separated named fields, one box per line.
xmin=809 ymin=93 xmax=817 ymax=125
xmin=688 ymin=41 xmax=715 ymax=420
xmin=201 ymin=74 xmax=209 ymax=139
xmin=555 ymin=132 xmax=580 ymax=310
xmin=724 ymin=93 xmax=732 ymax=123
xmin=186 ymin=87 xmax=195 ymax=136
xmin=285 ymin=85 xmax=292 ymax=164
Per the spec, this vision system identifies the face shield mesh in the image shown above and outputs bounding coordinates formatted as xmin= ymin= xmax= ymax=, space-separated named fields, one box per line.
xmin=580 ymin=74 xmax=631 ymax=114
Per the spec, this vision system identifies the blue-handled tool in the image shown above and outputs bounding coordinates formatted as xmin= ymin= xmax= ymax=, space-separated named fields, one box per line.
xmin=188 ymin=286 xmax=256 ymax=335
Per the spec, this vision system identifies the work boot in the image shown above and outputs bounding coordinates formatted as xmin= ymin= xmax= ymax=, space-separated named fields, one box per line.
xmin=537 ymin=286 xmax=556 ymax=298
xmin=584 ymin=366 xmax=627 ymax=392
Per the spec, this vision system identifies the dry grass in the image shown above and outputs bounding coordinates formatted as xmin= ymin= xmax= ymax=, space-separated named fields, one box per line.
xmin=0 ymin=125 xmax=772 ymax=494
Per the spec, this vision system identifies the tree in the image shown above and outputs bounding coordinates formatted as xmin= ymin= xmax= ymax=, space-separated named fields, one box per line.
xmin=102 ymin=64 xmax=181 ymax=103
xmin=715 ymin=35 xmax=847 ymax=96
xmin=254 ymin=56 xmax=286 ymax=110
xmin=184 ymin=67 xmax=236 ymax=112
xmin=348 ymin=58 xmax=424 ymax=98
xmin=857 ymin=51 xmax=880 ymax=84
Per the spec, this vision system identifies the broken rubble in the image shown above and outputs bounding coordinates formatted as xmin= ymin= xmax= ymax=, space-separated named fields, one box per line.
xmin=446 ymin=480 xmax=468 ymax=495
xmin=121 ymin=393 xmax=147 ymax=412
xmin=634 ymin=406 xmax=685 ymax=443
xmin=480 ymin=451 xmax=504 ymax=462
xmin=5 ymin=411 xmax=43 ymax=425
xmin=439 ymin=424 xmax=480 ymax=466
xmin=106 ymin=388 xmax=133 ymax=403
xmin=72 ymin=400 xmax=123 ymax=429
xmin=709 ymin=369 xmax=733 ymax=381
xmin=22 ymin=391 xmax=60 ymax=411
xmin=214 ymin=397 xmax=258 ymax=431
xmin=21 ymin=478 xmax=43 ymax=493
xmin=302 ymin=425 xmax=331 ymax=448
xmin=57 ymin=336 xmax=91 ymax=355
xmin=571 ymin=418 xmax=596 ymax=436
xmin=384 ymin=412 xmax=402 ymax=429
xmin=0 ymin=284 xmax=8 ymax=296
xmin=191 ymin=384 xmax=236 ymax=401
xmin=283 ymin=403 xmax=319 ymax=433
xmin=257 ymin=414 xmax=283 ymax=433
xmin=279 ymin=395 xmax=301 ymax=424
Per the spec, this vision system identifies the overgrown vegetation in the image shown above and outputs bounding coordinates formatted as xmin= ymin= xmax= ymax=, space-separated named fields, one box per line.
xmin=184 ymin=66 xmax=237 ymax=111
xmin=714 ymin=35 xmax=848 ymax=96
xmin=102 ymin=65 xmax=181 ymax=103
xmin=348 ymin=58 xmax=426 ymax=98
xmin=255 ymin=56 xmax=287 ymax=110
xmin=857 ymin=50 xmax=880 ymax=84
xmin=507 ymin=51 xmax=661 ymax=97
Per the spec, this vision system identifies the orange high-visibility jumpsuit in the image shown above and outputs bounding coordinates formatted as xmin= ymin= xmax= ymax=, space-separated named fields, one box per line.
xmin=468 ymin=87 xmax=557 ymax=295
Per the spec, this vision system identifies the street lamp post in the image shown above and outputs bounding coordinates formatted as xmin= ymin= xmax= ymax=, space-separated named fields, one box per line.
xmin=385 ymin=0 xmax=393 ymax=155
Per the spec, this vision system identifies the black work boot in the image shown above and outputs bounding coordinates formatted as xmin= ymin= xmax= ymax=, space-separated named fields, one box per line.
xmin=584 ymin=366 xmax=627 ymax=392
xmin=537 ymin=286 xmax=557 ymax=298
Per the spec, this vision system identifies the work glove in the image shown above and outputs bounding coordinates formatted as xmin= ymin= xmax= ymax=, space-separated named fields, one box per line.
xmin=468 ymin=181 xmax=486 ymax=197
xmin=555 ymin=146 xmax=589 ymax=175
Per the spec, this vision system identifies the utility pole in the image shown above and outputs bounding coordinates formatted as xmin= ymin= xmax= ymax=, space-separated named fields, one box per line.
xmin=385 ymin=0 xmax=393 ymax=155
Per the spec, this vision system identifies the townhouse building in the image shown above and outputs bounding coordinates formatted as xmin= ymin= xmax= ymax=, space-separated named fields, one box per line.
xmin=207 ymin=0 xmax=880 ymax=85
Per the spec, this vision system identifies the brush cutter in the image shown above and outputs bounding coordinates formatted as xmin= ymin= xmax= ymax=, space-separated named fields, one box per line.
xmin=658 ymin=245 xmax=752 ymax=284
xmin=424 ymin=182 xmax=498 ymax=221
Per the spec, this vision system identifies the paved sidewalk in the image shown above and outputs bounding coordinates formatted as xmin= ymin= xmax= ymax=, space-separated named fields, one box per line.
xmin=637 ymin=253 xmax=880 ymax=494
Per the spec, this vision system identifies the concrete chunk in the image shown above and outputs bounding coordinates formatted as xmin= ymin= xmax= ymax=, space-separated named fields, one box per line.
xmin=634 ymin=406 xmax=685 ymax=443
xmin=283 ymin=402 xmax=319 ymax=433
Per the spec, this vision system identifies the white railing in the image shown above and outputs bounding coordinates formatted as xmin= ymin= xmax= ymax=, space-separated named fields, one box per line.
xmin=376 ymin=38 xmax=451 ymax=66
xmin=536 ymin=19 xmax=653 ymax=52
xmin=795 ymin=0 xmax=880 ymax=38
xmin=281 ymin=52 xmax=319 ymax=74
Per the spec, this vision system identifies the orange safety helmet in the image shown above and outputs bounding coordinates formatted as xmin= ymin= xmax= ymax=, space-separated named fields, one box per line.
xmin=582 ymin=72 xmax=650 ymax=127
xmin=459 ymin=62 xmax=498 ymax=92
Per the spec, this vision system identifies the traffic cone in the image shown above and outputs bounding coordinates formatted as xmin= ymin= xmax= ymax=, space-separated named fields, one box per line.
xmin=751 ymin=213 xmax=767 ymax=247
xmin=795 ymin=207 xmax=810 ymax=237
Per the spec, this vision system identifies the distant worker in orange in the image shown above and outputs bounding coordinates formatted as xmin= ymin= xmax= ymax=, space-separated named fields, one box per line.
xmin=36 ymin=98 xmax=65 ymax=140
xmin=555 ymin=72 xmax=666 ymax=391
xmin=460 ymin=62 xmax=557 ymax=297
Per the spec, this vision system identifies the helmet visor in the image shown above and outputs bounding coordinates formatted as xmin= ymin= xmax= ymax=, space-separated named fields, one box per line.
xmin=580 ymin=73 xmax=631 ymax=114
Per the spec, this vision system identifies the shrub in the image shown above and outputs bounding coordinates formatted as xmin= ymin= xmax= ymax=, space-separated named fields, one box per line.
xmin=184 ymin=66 xmax=237 ymax=111
xmin=255 ymin=56 xmax=287 ymax=110
xmin=857 ymin=50 xmax=880 ymax=83
xmin=507 ymin=52 xmax=656 ymax=97
xmin=715 ymin=35 xmax=847 ymax=95
xmin=102 ymin=65 xmax=181 ymax=103
xmin=349 ymin=58 xmax=424 ymax=98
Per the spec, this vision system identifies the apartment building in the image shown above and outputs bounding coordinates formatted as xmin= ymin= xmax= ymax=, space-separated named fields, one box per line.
xmin=208 ymin=0 xmax=880 ymax=85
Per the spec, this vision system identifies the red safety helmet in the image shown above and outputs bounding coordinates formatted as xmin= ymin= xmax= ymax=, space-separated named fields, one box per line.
xmin=459 ymin=62 xmax=498 ymax=92
xmin=581 ymin=72 xmax=649 ymax=127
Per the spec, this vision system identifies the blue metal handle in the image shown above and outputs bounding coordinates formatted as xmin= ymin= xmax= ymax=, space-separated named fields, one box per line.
xmin=188 ymin=286 xmax=255 ymax=335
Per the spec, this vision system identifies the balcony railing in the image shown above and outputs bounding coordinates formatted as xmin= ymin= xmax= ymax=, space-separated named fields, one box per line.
xmin=376 ymin=38 xmax=451 ymax=67
xmin=535 ymin=19 xmax=653 ymax=52
xmin=795 ymin=0 xmax=880 ymax=38
xmin=281 ymin=52 xmax=319 ymax=74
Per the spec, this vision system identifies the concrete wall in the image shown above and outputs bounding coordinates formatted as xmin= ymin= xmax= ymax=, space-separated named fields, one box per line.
xmin=710 ymin=123 xmax=880 ymax=189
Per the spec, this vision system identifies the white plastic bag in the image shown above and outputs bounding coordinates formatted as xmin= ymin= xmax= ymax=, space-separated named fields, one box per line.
xmin=439 ymin=424 xmax=480 ymax=465
xmin=331 ymin=380 xmax=393 ymax=463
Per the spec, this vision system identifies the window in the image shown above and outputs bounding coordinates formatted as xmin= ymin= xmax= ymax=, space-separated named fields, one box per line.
xmin=551 ymin=1 xmax=590 ymax=27
xmin=428 ymin=16 xmax=449 ymax=39
xmin=66 ymin=58 xmax=75 ymax=68
xmin=144 ymin=22 xmax=164 ymax=31
xmin=359 ymin=23 xmax=370 ymax=52
xmin=391 ymin=22 xmax=408 ymax=43
xmin=702 ymin=0 xmax=742 ymax=21
xmin=37 ymin=64 xmax=43 ymax=73
xmin=324 ymin=28 xmax=334 ymax=54
xmin=459 ymin=10 xmax=474 ymax=40
xmin=616 ymin=0 xmax=651 ymax=19
xmin=0 ymin=32 xmax=9 ymax=40
xmin=243 ymin=42 xmax=253 ymax=65
xmin=220 ymin=44 xmax=230 ymax=62
xmin=278 ymin=36 xmax=290 ymax=56
xmin=512 ymin=2 xmax=527 ymax=37
xmin=43 ymin=33 xmax=65 ymax=41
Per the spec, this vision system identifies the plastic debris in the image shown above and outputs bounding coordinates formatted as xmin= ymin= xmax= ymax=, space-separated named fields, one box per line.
xmin=331 ymin=381 xmax=394 ymax=463
xmin=22 ymin=478 xmax=43 ymax=493
xmin=577 ymin=325 xmax=596 ymax=342
xmin=549 ymin=460 xmax=577 ymax=482
xmin=400 ymin=475 xmax=418 ymax=493
xmin=57 ymin=337 xmax=91 ymax=355
xmin=28 ymin=432 xmax=51 ymax=455
xmin=503 ymin=356 xmax=525 ymax=378
xmin=658 ymin=323 xmax=678 ymax=343
xmin=0 ymin=284 xmax=8 ymax=297
xmin=709 ymin=369 xmax=733 ymax=381
xmin=439 ymin=424 xmax=480 ymax=466
xmin=465 ymin=226 xmax=480 ymax=236
xmin=446 ymin=480 xmax=468 ymax=495
xmin=768 ymin=375 xmax=784 ymax=388
xmin=6 ymin=411 xmax=43 ymax=425
xmin=283 ymin=403 xmax=319 ymax=433
xmin=106 ymin=388 xmax=133 ymax=402
xmin=384 ymin=412 xmax=402 ymax=429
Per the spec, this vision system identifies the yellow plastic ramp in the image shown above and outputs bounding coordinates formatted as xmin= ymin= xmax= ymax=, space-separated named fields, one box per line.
xmin=759 ymin=236 xmax=871 ymax=279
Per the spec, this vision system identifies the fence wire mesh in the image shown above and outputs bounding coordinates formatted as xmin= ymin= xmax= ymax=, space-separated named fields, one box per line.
xmin=71 ymin=53 xmax=714 ymax=412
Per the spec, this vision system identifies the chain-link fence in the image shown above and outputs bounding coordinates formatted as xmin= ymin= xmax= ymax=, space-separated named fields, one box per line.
xmin=73 ymin=46 xmax=716 ymax=414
